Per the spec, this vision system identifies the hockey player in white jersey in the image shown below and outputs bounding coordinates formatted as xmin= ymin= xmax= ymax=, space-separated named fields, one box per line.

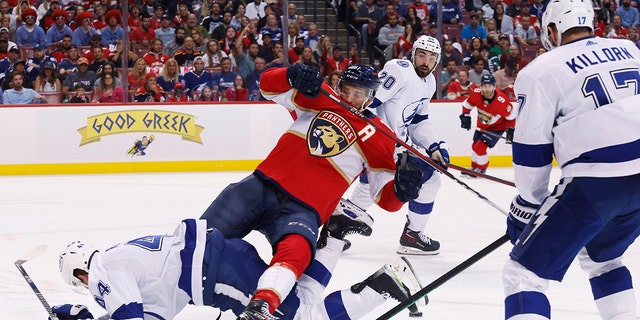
xmin=52 ymin=218 xmax=421 ymax=320
xmin=503 ymin=0 xmax=640 ymax=318
xmin=349 ymin=35 xmax=449 ymax=255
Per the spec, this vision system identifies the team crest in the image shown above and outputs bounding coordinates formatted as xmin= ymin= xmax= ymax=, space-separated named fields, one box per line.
xmin=307 ymin=111 xmax=357 ymax=157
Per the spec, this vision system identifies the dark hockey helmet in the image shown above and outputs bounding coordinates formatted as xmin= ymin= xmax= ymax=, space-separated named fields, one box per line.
xmin=339 ymin=64 xmax=380 ymax=99
xmin=481 ymin=74 xmax=496 ymax=85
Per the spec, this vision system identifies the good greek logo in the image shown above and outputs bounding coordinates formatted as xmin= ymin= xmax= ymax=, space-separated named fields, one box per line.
xmin=78 ymin=110 xmax=205 ymax=145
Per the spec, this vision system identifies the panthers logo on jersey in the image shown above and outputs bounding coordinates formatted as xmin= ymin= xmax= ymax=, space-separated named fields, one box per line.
xmin=307 ymin=111 xmax=357 ymax=157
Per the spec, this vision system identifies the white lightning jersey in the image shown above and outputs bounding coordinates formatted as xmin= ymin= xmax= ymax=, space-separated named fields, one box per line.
xmin=372 ymin=59 xmax=440 ymax=149
xmin=513 ymin=36 xmax=640 ymax=204
xmin=87 ymin=219 xmax=207 ymax=320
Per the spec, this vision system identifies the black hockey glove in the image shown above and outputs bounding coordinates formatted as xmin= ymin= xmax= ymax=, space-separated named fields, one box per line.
xmin=393 ymin=152 xmax=423 ymax=202
xmin=286 ymin=64 xmax=324 ymax=97
xmin=505 ymin=127 xmax=515 ymax=144
xmin=50 ymin=304 xmax=94 ymax=320
xmin=507 ymin=195 xmax=539 ymax=245
xmin=459 ymin=113 xmax=471 ymax=130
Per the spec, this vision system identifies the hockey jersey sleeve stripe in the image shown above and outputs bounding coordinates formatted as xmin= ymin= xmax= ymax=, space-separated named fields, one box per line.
xmin=561 ymin=139 xmax=640 ymax=168
xmin=178 ymin=219 xmax=198 ymax=301
xmin=369 ymin=97 xmax=383 ymax=109
xmin=410 ymin=113 xmax=429 ymax=125
xmin=512 ymin=142 xmax=554 ymax=168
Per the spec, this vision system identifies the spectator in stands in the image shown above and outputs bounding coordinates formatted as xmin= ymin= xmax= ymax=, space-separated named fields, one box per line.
xmin=87 ymin=45 xmax=108 ymax=73
xmin=184 ymin=56 xmax=213 ymax=96
xmin=230 ymin=4 xmax=246 ymax=30
xmin=484 ymin=18 xmax=500 ymax=47
xmin=111 ymin=39 xmax=138 ymax=68
xmin=101 ymin=9 xmax=123 ymax=46
xmin=441 ymin=60 xmax=458 ymax=98
xmin=295 ymin=46 xmax=320 ymax=71
xmin=514 ymin=1 xmax=540 ymax=34
xmin=92 ymin=3 xmax=108 ymax=30
xmin=513 ymin=15 xmax=537 ymax=46
xmin=219 ymin=26 xmax=237 ymax=55
xmin=0 ymin=36 xmax=8 ymax=59
xmin=493 ymin=57 xmax=516 ymax=95
xmin=34 ymin=60 xmax=60 ymax=92
xmin=304 ymin=23 xmax=320 ymax=53
xmin=607 ymin=14 xmax=629 ymax=38
xmin=403 ymin=8 xmax=423 ymax=34
xmin=128 ymin=58 xmax=148 ymax=91
xmin=92 ymin=60 xmax=121 ymax=90
xmin=617 ymin=0 xmax=639 ymax=28
xmin=233 ymin=36 xmax=258 ymax=79
xmin=488 ymin=33 xmax=509 ymax=70
xmin=288 ymin=35 xmax=304 ymax=63
xmin=211 ymin=55 xmax=236 ymax=97
xmin=167 ymin=81 xmax=189 ymax=102
xmin=26 ymin=44 xmax=57 ymax=81
xmin=143 ymin=38 xmax=169 ymax=68
xmin=38 ymin=0 xmax=61 ymax=31
xmin=628 ymin=26 xmax=640 ymax=48
xmin=259 ymin=13 xmax=282 ymax=45
xmin=199 ymin=84 xmax=215 ymax=101
xmin=468 ymin=56 xmax=490 ymax=85
xmin=430 ymin=0 xmax=461 ymax=24
xmin=127 ymin=3 xmax=143 ymax=31
xmin=245 ymin=0 xmax=266 ymax=20
xmin=596 ymin=0 xmax=615 ymax=26
xmin=353 ymin=0 xmax=384 ymax=52
xmin=16 ymin=8 xmax=45 ymax=47
xmin=373 ymin=4 xmax=398 ymax=37
xmin=57 ymin=45 xmax=78 ymax=81
xmin=482 ymin=0 xmax=498 ymax=20
xmin=245 ymin=56 xmax=265 ymax=99
xmin=71 ymin=11 xmax=97 ymax=47
xmin=3 ymin=59 xmax=33 ymax=90
xmin=134 ymin=72 xmax=165 ymax=102
xmin=156 ymin=57 xmax=182 ymax=93
xmin=408 ymin=0 xmax=429 ymax=24
xmin=201 ymin=2 xmax=223 ymax=36
xmin=257 ymin=4 xmax=279 ymax=30
xmin=149 ymin=4 xmax=164 ymax=29
xmin=461 ymin=13 xmax=488 ymax=51
xmin=0 ymin=46 xmax=19 ymax=80
xmin=377 ymin=12 xmax=404 ymax=62
xmin=321 ymin=45 xmax=357 ymax=77
xmin=203 ymin=39 xmax=228 ymax=68
xmin=448 ymin=68 xmax=477 ymax=101
xmin=4 ymin=71 xmax=43 ymax=103
xmin=394 ymin=22 xmax=417 ymax=59
xmin=44 ymin=8 xmax=71 ymax=47
xmin=224 ymin=73 xmax=248 ymax=101
xmin=173 ymin=36 xmax=203 ymax=66
xmin=536 ymin=46 xmax=547 ymax=57
xmin=325 ymin=70 xmax=341 ymax=93
xmin=130 ymin=15 xmax=157 ymax=49
xmin=211 ymin=11 xmax=233 ymax=41
xmin=500 ymin=44 xmax=528 ymax=69
xmin=0 ymin=27 xmax=16 ymax=50
xmin=505 ymin=0 xmax=523 ymax=18
xmin=285 ymin=21 xmax=299 ymax=49
xmin=316 ymin=34 xmax=332 ymax=63
xmin=463 ymin=37 xmax=482 ymax=65
xmin=530 ymin=0 xmax=546 ymax=22
xmin=296 ymin=14 xmax=308 ymax=38
xmin=164 ymin=27 xmax=186 ymax=58
xmin=68 ymin=82 xmax=91 ymax=103
xmin=61 ymin=56 xmax=95 ymax=97
xmin=155 ymin=14 xmax=174 ymax=46
xmin=493 ymin=3 xmax=513 ymax=36
xmin=441 ymin=38 xmax=462 ymax=67
xmin=92 ymin=70 xmax=124 ymax=103
xmin=172 ymin=4 xmax=190 ymax=29
xmin=184 ymin=13 xmax=207 ymax=41
xmin=82 ymin=34 xmax=109 ymax=64
xmin=46 ymin=33 xmax=69 ymax=62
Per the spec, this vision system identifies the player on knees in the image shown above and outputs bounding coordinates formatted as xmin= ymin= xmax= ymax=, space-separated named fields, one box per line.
xmin=349 ymin=35 xmax=449 ymax=255
xmin=53 ymin=219 xmax=422 ymax=320
xmin=199 ymin=63 xmax=425 ymax=319
xmin=504 ymin=0 xmax=640 ymax=318
xmin=459 ymin=74 xmax=515 ymax=177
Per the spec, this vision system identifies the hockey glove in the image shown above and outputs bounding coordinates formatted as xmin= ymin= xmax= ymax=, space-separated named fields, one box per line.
xmin=286 ymin=64 xmax=324 ymax=97
xmin=394 ymin=152 xmax=423 ymax=202
xmin=427 ymin=141 xmax=450 ymax=169
xmin=459 ymin=113 xmax=471 ymax=130
xmin=51 ymin=304 xmax=94 ymax=320
xmin=505 ymin=127 xmax=515 ymax=144
xmin=507 ymin=195 xmax=539 ymax=245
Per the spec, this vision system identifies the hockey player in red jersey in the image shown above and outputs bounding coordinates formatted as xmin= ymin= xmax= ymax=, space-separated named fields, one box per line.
xmin=199 ymin=63 xmax=424 ymax=320
xmin=459 ymin=74 xmax=515 ymax=177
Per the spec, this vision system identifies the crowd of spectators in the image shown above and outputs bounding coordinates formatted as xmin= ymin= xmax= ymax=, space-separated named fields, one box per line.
xmin=0 ymin=0 xmax=638 ymax=104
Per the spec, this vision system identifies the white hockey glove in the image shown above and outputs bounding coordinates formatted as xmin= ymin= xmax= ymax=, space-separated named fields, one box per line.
xmin=507 ymin=195 xmax=539 ymax=244
xmin=50 ymin=304 xmax=94 ymax=320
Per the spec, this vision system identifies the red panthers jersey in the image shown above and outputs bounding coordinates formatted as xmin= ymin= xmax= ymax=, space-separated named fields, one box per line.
xmin=461 ymin=87 xmax=515 ymax=131
xmin=259 ymin=67 xmax=403 ymax=223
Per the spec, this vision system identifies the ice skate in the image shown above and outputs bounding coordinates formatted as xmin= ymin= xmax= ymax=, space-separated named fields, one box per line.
xmin=397 ymin=222 xmax=440 ymax=255
xmin=317 ymin=198 xmax=373 ymax=250
xmin=236 ymin=300 xmax=279 ymax=320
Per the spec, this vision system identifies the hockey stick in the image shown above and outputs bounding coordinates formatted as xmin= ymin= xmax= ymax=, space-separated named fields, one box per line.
xmin=377 ymin=234 xmax=510 ymax=319
xmin=14 ymin=245 xmax=59 ymax=320
xmin=475 ymin=127 xmax=508 ymax=141
xmin=446 ymin=163 xmax=515 ymax=187
xmin=319 ymin=87 xmax=509 ymax=216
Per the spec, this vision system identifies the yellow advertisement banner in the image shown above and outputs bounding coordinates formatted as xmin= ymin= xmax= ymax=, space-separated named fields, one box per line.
xmin=78 ymin=110 xmax=205 ymax=146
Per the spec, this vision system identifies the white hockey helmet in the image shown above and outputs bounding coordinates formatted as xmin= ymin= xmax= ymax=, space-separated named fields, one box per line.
xmin=541 ymin=0 xmax=594 ymax=50
xmin=411 ymin=35 xmax=441 ymax=69
xmin=59 ymin=241 xmax=98 ymax=289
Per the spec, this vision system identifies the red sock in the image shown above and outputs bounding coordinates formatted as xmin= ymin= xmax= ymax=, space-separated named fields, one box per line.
xmin=253 ymin=289 xmax=281 ymax=314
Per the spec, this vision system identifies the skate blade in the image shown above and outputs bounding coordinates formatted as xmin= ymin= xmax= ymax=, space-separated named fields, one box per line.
xmin=396 ymin=245 xmax=439 ymax=256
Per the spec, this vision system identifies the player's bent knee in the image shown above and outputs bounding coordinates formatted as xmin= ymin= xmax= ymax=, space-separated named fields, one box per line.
xmin=503 ymin=259 xmax=550 ymax=296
